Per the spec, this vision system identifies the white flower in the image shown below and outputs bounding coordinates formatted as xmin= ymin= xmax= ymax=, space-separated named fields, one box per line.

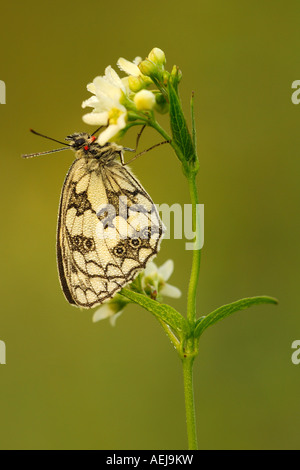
xmin=93 ymin=303 xmax=124 ymax=326
xmin=142 ymin=260 xmax=182 ymax=299
xmin=93 ymin=295 xmax=129 ymax=326
xmin=82 ymin=66 xmax=128 ymax=145
xmin=134 ymin=89 xmax=156 ymax=111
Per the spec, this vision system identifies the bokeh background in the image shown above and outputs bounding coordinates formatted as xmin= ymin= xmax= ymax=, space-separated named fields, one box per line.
xmin=0 ymin=0 xmax=299 ymax=450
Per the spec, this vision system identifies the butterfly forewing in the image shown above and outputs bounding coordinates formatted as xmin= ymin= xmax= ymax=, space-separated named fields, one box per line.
xmin=57 ymin=142 xmax=163 ymax=308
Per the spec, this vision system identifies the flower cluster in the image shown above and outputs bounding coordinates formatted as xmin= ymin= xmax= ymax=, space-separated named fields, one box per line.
xmin=82 ymin=47 xmax=170 ymax=145
xmin=93 ymin=260 xmax=181 ymax=325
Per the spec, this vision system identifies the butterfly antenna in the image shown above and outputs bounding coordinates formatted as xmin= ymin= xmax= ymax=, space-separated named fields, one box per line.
xmin=29 ymin=128 xmax=71 ymax=146
xmin=22 ymin=129 xmax=71 ymax=159
xmin=91 ymin=126 xmax=104 ymax=136
xmin=22 ymin=147 xmax=70 ymax=159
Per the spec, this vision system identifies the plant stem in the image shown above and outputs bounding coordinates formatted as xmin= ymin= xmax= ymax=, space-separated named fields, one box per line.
xmin=183 ymin=172 xmax=201 ymax=449
xmin=151 ymin=117 xmax=201 ymax=449
xmin=149 ymin=119 xmax=172 ymax=144
xmin=182 ymin=354 xmax=198 ymax=450
xmin=186 ymin=171 xmax=202 ymax=324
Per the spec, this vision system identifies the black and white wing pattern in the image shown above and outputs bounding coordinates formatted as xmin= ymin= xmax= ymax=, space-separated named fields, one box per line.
xmin=57 ymin=152 xmax=164 ymax=308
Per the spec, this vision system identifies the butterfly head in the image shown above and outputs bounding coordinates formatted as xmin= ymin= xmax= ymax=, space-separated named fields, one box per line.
xmin=65 ymin=132 xmax=96 ymax=151
xmin=65 ymin=133 xmax=123 ymax=159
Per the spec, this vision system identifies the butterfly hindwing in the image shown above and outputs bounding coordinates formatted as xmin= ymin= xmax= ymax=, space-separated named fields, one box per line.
xmin=57 ymin=145 xmax=163 ymax=308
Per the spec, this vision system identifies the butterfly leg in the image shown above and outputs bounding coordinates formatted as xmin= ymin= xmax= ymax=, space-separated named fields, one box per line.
xmin=133 ymin=124 xmax=146 ymax=153
xmin=122 ymin=139 xmax=170 ymax=166
xmin=122 ymin=124 xmax=146 ymax=155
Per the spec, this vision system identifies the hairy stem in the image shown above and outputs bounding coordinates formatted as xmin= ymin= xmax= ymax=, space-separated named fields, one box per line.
xmin=182 ymin=354 xmax=198 ymax=450
xmin=186 ymin=172 xmax=202 ymax=324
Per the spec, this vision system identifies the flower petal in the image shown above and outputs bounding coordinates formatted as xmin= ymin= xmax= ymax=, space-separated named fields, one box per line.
xmin=93 ymin=304 xmax=114 ymax=322
xmin=143 ymin=261 xmax=158 ymax=277
xmin=82 ymin=112 xmax=109 ymax=125
xmin=109 ymin=310 xmax=124 ymax=327
xmin=158 ymin=259 xmax=174 ymax=282
xmin=86 ymin=82 xmax=96 ymax=94
xmin=160 ymin=283 xmax=182 ymax=299
xmin=133 ymin=56 xmax=142 ymax=66
xmin=82 ymin=96 xmax=99 ymax=109
xmin=97 ymin=112 xmax=126 ymax=144
xmin=93 ymin=76 xmax=122 ymax=102
xmin=117 ymin=57 xmax=141 ymax=76
xmin=104 ymin=66 xmax=125 ymax=91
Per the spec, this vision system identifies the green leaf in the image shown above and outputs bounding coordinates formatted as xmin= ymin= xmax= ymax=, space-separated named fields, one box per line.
xmin=194 ymin=296 xmax=278 ymax=338
xmin=168 ymin=82 xmax=197 ymax=167
xmin=120 ymin=288 xmax=190 ymax=337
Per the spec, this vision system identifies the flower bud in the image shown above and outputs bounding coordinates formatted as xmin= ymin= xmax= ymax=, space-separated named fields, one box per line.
xmin=162 ymin=71 xmax=170 ymax=85
xmin=128 ymin=75 xmax=145 ymax=92
xmin=148 ymin=47 xmax=166 ymax=66
xmin=138 ymin=59 xmax=157 ymax=77
xmin=170 ymin=65 xmax=182 ymax=84
xmin=134 ymin=89 xmax=156 ymax=111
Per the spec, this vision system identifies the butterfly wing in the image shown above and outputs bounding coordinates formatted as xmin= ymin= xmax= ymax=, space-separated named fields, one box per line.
xmin=57 ymin=157 xmax=164 ymax=308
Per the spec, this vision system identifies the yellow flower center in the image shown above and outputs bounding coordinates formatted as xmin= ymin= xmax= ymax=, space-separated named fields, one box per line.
xmin=108 ymin=108 xmax=122 ymax=125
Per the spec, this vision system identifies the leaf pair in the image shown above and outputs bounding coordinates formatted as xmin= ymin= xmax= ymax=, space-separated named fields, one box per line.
xmin=121 ymin=288 xmax=278 ymax=349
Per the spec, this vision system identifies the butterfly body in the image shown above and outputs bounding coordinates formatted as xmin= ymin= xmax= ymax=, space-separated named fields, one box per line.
xmin=54 ymin=133 xmax=164 ymax=308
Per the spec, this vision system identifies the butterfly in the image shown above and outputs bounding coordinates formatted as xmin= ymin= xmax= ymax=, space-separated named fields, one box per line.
xmin=23 ymin=130 xmax=164 ymax=308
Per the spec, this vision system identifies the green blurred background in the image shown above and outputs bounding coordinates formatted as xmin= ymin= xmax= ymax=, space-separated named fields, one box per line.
xmin=0 ymin=0 xmax=299 ymax=450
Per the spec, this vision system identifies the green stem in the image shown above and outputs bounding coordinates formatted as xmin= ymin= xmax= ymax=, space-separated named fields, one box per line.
xmin=183 ymin=167 xmax=201 ymax=449
xmin=148 ymin=119 xmax=172 ymax=144
xmin=182 ymin=355 xmax=198 ymax=450
xmin=186 ymin=171 xmax=201 ymax=324
xmin=150 ymin=120 xmax=201 ymax=323
xmin=150 ymin=117 xmax=201 ymax=449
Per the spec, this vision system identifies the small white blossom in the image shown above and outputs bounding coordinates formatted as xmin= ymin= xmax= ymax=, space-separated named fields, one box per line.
xmin=82 ymin=66 xmax=128 ymax=145
xmin=93 ymin=297 xmax=126 ymax=326
xmin=142 ymin=260 xmax=182 ymax=299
